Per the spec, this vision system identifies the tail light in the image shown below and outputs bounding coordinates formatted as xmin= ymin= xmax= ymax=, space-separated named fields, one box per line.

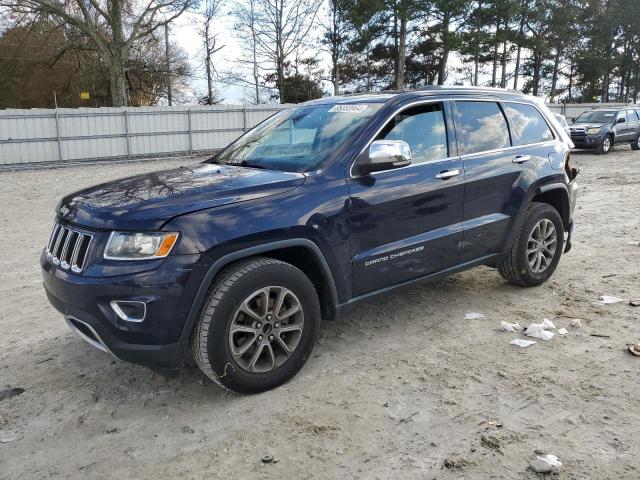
xmin=565 ymin=153 xmax=579 ymax=181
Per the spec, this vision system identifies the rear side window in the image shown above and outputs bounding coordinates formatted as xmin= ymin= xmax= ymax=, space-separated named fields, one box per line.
xmin=503 ymin=103 xmax=554 ymax=145
xmin=455 ymin=101 xmax=511 ymax=155
xmin=379 ymin=103 xmax=448 ymax=164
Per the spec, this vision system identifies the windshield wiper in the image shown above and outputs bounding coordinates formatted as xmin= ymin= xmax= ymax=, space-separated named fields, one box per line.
xmin=239 ymin=160 xmax=274 ymax=170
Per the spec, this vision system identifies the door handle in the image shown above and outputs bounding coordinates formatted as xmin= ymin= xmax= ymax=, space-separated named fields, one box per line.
xmin=513 ymin=155 xmax=531 ymax=164
xmin=435 ymin=169 xmax=460 ymax=180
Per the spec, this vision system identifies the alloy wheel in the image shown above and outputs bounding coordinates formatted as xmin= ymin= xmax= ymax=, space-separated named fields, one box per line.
xmin=526 ymin=219 xmax=558 ymax=274
xmin=602 ymin=136 xmax=611 ymax=152
xmin=228 ymin=286 xmax=304 ymax=373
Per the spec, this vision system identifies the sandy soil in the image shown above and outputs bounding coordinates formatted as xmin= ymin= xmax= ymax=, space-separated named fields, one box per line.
xmin=0 ymin=148 xmax=639 ymax=479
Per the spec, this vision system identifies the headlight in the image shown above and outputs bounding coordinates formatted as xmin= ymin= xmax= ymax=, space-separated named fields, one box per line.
xmin=586 ymin=127 xmax=602 ymax=135
xmin=104 ymin=232 xmax=179 ymax=260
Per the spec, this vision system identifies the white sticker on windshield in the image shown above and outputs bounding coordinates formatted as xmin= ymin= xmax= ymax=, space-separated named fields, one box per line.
xmin=329 ymin=104 xmax=369 ymax=113
xmin=604 ymin=114 xmax=614 ymax=117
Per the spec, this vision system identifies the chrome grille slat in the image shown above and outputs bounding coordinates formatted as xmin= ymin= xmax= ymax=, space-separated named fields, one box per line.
xmin=46 ymin=221 xmax=93 ymax=272
xmin=50 ymin=227 xmax=66 ymax=265
xmin=59 ymin=230 xmax=74 ymax=268
xmin=69 ymin=234 xmax=83 ymax=270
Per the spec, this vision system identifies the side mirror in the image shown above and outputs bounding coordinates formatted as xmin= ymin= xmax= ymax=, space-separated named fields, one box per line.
xmin=617 ymin=117 xmax=626 ymax=124
xmin=570 ymin=117 xmax=576 ymax=123
xmin=358 ymin=140 xmax=411 ymax=175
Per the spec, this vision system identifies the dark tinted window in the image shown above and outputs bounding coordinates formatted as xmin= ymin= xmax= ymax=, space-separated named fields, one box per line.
xmin=575 ymin=110 xmax=616 ymax=123
xmin=380 ymin=103 xmax=448 ymax=164
xmin=456 ymin=101 xmax=511 ymax=155
xmin=503 ymin=102 xmax=554 ymax=145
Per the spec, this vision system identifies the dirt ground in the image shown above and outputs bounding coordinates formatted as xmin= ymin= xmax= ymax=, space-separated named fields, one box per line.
xmin=1 ymin=148 xmax=639 ymax=479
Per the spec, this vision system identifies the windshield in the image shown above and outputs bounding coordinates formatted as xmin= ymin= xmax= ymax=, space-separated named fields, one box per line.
xmin=575 ymin=110 xmax=616 ymax=124
xmin=213 ymin=103 xmax=383 ymax=172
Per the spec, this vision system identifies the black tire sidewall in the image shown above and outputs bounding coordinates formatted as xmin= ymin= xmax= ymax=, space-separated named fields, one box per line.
xmin=516 ymin=205 xmax=564 ymax=286
xmin=205 ymin=263 xmax=320 ymax=394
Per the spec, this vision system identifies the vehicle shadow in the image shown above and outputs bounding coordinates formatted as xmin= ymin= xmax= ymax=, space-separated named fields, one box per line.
xmin=18 ymin=266 xmax=524 ymax=412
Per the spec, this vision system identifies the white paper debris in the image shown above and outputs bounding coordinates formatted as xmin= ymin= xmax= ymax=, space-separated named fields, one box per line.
xmin=501 ymin=321 xmax=524 ymax=332
xmin=542 ymin=319 xmax=556 ymax=330
xmin=529 ymin=453 xmax=562 ymax=473
xmin=464 ymin=312 xmax=485 ymax=320
xmin=626 ymin=240 xmax=639 ymax=246
xmin=569 ymin=319 xmax=582 ymax=328
xmin=557 ymin=328 xmax=568 ymax=335
xmin=511 ymin=339 xmax=537 ymax=348
xmin=598 ymin=295 xmax=624 ymax=305
xmin=524 ymin=322 xmax=555 ymax=341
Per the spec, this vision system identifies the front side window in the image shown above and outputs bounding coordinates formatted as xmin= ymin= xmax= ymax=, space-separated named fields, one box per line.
xmin=617 ymin=110 xmax=627 ymax=123
xmin=627 ymin=109 xmax=639 ymax=121
xmin=455 ymin=101 xmax=511 ymax=155
xmin=503 ymin=102 xmax=554 ymax=145
xmin=377 ymin=103 xmax=448 ymax=164
xmin=214 ymin=103 xmax=383 ymax=172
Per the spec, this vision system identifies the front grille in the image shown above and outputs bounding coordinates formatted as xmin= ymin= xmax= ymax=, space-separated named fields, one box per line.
xmin=570 ymin=127 xmax=586 ymax=137
xmin=46 ymin=222 xmax=93 ymax=272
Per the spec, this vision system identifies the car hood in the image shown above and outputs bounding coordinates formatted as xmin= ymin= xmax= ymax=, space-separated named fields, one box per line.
xmin=57 ymin=163 xmax=305 ymax=230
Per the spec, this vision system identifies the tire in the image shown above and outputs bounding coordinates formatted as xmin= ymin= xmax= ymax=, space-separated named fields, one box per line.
xmin=595 ymin=134 xmax=613 ymax=154
xmin=498 ymin=202 xmax=564 ymax=287
xmin=631 ymin=134 xmax=640 ymax=151
xmin=191 ymin=257 xmax=320 ymax=394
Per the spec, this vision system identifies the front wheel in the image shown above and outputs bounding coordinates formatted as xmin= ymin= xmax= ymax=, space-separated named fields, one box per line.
xmin=191 ymin=257 xmax=320 ymax=394
xmin=498 ymin=202 xmax=564 ymax=287
xmin=596 ymin=135 xmax=612 ymax=154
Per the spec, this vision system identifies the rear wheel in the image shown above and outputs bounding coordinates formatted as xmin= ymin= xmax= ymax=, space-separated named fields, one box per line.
xmin=498 ymin=202 xmax=564 ymax=287
xmin=631 ymin=134 xmax=640 ymax=151
xmin=596 ymin=134 xmax=613 ymax=154
xmin=191 ymin=257 xmax=320 ymax=394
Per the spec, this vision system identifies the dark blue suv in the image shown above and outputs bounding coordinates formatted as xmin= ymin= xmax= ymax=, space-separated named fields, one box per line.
xmin=41 ymin=87 xmax=578 ymax=393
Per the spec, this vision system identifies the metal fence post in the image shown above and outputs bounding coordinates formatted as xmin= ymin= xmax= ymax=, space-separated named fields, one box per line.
xmin=187 ymin=109 xmax=193 ymax=154
xmin=54 ymin=110 xmax=63 ymax=161
xmin=123 ymin=110 xmax=131 ymax=158
xmin=242 ymin=107 xmax=247 ymax=132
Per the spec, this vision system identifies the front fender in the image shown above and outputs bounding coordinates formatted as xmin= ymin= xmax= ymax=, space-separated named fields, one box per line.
xmin=177 ymin=238 xmax=340 ymax=344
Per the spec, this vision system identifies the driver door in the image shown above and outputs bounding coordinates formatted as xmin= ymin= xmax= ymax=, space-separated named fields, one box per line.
xmin=347 ymin=101 xmax=465 ymax=297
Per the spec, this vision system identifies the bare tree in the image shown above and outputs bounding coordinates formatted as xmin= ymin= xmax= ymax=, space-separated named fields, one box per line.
xmin=0 ymin=0 xmax=196 ymax=106
xmin=198 ymin=0 xmax=225 ymax=105
xmin=248 ymin=0 xmax=321 ymax=103
xmin=233 ymin=0 xmax=265 ymax=103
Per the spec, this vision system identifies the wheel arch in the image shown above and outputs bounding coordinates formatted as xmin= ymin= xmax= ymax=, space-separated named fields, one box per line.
xmin=531 ymin=183 xmax=571 ymax=229
xmin=179 ymin=239 xmax=340 ymax=345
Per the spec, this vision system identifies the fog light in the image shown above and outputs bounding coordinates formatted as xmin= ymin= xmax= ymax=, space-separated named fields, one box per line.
xmin=110 ymin=300 xmax=146 ymax=322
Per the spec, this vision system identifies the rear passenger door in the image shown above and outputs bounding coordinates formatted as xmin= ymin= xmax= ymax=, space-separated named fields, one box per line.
xmin=626 ymin=109 xmax=640 ymax=141
xmin=455 ymin=100 xmax=551 ymax=262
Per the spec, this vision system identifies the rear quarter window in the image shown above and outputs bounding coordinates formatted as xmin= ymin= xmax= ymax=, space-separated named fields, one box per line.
xmin=455 ymin=101 xmax=511 ymax=155
xmin=503 ymin=103 xmax=554 ymax=145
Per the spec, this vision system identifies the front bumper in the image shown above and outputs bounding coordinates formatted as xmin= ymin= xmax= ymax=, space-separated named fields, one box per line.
xmin=41 ymin=251 xmax=209 ymax=370
xmin=570 ymin=134 xmax=604 ymax=149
